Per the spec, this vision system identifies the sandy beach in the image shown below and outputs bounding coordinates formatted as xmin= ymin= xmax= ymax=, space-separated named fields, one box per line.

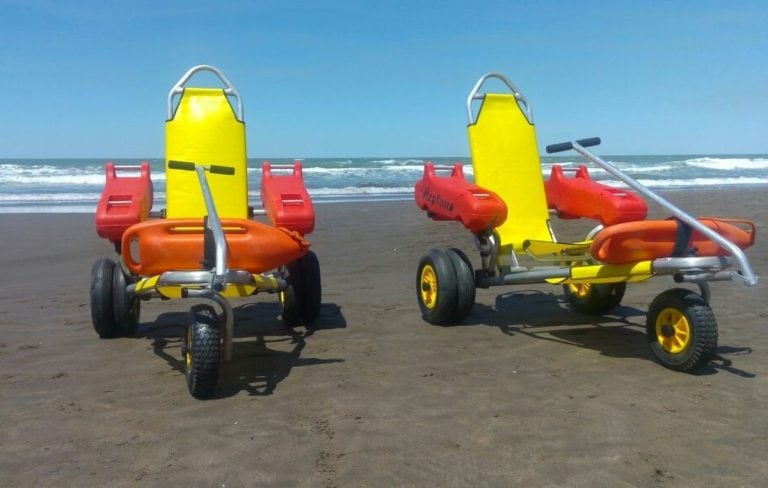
xmin=1 ymin=187 xmax=766 ymax=487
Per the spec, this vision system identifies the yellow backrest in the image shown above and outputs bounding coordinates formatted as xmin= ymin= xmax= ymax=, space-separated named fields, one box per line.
xmin=467 ymin=93 xmax=553 ymax=252
xmin=165 ymin=87 xmax=248 ymax=218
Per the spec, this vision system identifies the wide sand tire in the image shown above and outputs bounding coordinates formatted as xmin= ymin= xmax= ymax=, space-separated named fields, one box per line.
xmin=184 ymin=306 xmax=221 ymax=399
xmin=646 ymin=288 xmax=718 ymax=372
xmin=112 ymin=265 xmax=140 ymax=337
xmin=279 ymin=251 xmax=322 ymax=328
xmin=563 ymin=282 xmax=626 ymax=315
xmin=416 ymin=249 xmax=458 ymax=325
xmin=299 ymin=251 xmax=322 ymax=325
xmin=446 ymin=248 xmax=476 ymax=324
xmin=90 ymin=258 xmax=121 ymax=338
xmin=279 ymin=259 xmax=303 ymax=328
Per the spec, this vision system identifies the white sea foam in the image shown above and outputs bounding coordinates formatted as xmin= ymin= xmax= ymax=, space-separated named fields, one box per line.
xmin=0 ymin=205 xmax=97 ymax=213
xmin=0 ymin=164 xmax=168 ymax=185
xmin=308 ymin=186 xmax=413 ymax=196
xmin=2 ymin=155 xmax=767 ymax=212
xmin=564 ymin=164 xmax=674 ymax=176
xmin=604 ymin=177 xmax=768 ymax=188
xmin=0 ymin=193 xmax=102 ymax=202
xmin=381 ymin=164 xmax=429 ymax=173
xmin=370 ymin=158 xmax=425 ymax=165
xmin=684 ymin=157 xmax=768 ymax=170
xmin=0 ymin=174 xmax=107 ymax=185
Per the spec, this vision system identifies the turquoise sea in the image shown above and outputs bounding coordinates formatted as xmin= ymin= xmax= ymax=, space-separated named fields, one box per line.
xmin=1 ymin=154 xmax=767 ymax=213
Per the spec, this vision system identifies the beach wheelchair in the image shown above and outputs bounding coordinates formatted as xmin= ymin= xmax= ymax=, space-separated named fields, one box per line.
xmin=414 ymin=73 xmax=758 ymax=372
xmin=91 ymin=65 xmax=320 ymax=398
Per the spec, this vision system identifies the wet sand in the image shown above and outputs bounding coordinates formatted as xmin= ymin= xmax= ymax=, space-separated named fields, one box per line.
xmin=0 ymin=188 xmax=766 ymax=486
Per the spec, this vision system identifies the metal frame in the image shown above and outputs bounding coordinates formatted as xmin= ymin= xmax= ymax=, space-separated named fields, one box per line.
xmin=129 ymin=163 xmax=287 ymax=362
xmin=167 ymin=64 xmax=244 ymax=121
xmin=569 ymin=141 xmax=758 ymax=286
xmin=466 ymin=72 xmax=533 ymax=125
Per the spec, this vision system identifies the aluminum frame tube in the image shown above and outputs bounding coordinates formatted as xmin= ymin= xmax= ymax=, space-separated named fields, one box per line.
xmin=571 ymin=142 xmax=757 ymax=286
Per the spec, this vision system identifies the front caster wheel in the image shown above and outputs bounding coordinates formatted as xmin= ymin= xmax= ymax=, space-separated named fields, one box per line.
xmin=646 ymin=288 xmax=718 ymax=372
xmin=563 ymin=282 xmax=626 ymax=314
xmin=184 ymin=305 xmax=221 ymax=399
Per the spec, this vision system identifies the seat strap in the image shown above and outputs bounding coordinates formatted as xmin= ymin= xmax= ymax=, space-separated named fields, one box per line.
xmin=671 ymin=218 xmax=694 ymax=256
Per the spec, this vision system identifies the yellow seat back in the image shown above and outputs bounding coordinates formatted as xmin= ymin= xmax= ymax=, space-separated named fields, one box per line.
xmin=165 ymin=87 xmax=248 ymax=218
xmin=468 ymin=93 xmax=553 ymax=252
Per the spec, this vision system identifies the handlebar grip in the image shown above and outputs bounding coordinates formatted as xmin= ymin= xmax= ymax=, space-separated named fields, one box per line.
xmin=545 ymin=142 xmax=573 ymax=154
xmin=209 ymin=165 xmax=235 ymax=175
xmin=575 ymin=137 xmax=601 ymax=148
xmin=168 ymin=160 xmax=196 ymax=171
xmin=546 ymin=137 xmax=601 ymax=154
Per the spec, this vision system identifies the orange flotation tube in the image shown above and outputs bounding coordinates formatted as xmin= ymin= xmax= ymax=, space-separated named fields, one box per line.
xmin=415 ymin=163 xmax=507 ymax=233
xmin=590 ymin=218 xmax=756 ymax=264
xmin=121 ymin=218 xmax=310 ymax=276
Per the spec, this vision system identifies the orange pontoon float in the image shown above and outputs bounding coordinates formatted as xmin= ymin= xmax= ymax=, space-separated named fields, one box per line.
xmin=414 ymin=73 xmax=758 ymax=372
xmin=91 ymin=65 xmax=321 ymax=398
xmin=415 ymin=162 xmax=507 ymax=233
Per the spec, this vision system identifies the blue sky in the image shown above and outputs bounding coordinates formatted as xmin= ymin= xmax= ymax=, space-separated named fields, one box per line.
xmin=0 ymin=0 xmax=766 ymax=158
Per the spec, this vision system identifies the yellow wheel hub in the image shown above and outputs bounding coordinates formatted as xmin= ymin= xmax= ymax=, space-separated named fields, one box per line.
xmin=185 ymin=327 xmax=193 ymax=371
xmin=568 ymin=282 xmax=592 ymax=299
xmin=420 ymin=264 xmax=438 ymax=310
xmin=655 ymin=307 xmax=691 ymax=354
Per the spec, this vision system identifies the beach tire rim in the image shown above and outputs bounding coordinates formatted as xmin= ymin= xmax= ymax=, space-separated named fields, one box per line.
xmin=185 ymin=326 xmax=194 ymax=372
xmin=655 ymin=307 xmax=691 ymax=354
xmin=420 ymin=264 xmax=438 ymax=309
xmin=568 ymin=282 xmax=592 ymax=300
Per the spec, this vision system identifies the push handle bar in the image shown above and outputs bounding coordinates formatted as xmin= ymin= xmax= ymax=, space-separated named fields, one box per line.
xmin=167 ymin=64 xmax=243 ymax=121
xmin=166 ymin=159 xmax=232 ymax=290
xmin=546 ymin=137 xmax=601 ymax=154
xmin=560 ymin=139 xmax=758 ymax=286
xmin=466 ymin=72 xmax=533 ymax=125
xmin=168 ymin=160 xmax=235 ymax=175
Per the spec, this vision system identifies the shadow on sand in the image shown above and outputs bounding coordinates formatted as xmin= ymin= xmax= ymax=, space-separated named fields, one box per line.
xmin=139 ymin=300 xmax=347 ymax=398
xmin=455 ymin=288 xmax=755 ymax=377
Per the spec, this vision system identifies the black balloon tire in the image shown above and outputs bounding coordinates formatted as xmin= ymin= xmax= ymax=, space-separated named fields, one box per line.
xmin=112 ymin=265 xmax=140 ymax=337
xmin=185 ymin=306 xmax=221 ymax=399
xmin=279 ymin=259 xmax=303 ymax=328
xmin=90 ymin=258 xmax=121 ymax=338
xmin=563 ymin=282 xmax=626 ymax=315
xmin=279 ymin=251 xmax=322 ymax=328
xmin=445 ymin=248 xmax=476 ymax=324
xmin=416 ymin=248 xmax=458 ymax=325
xmin=299 ymin=251 xmax=322 ymax=325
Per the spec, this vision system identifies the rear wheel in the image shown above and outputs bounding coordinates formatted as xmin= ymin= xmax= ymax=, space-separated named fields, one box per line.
xmin=646 ymin=288 xmax=718 ymax=372
xmin=299 ymin=251 xmax=322 ymax=325
xmin=279 ymin=259 xmax=302 ymax=328
xmin=279 ymin=251 xmax=322 ymax=327
xmin=112 ymin=265 xmax=140 ymax=336
xmin=90 ymin=258 xmax=121 ymax=338
xmin=184 ymin=305 xmax=221 ymax=399
xmin=416 ymin=249 xmax=458 ymax=325
xmin=446 ymin=248 xmax=476 ymax=324
xmin=563 ymin=282 xmax=626 ymax=314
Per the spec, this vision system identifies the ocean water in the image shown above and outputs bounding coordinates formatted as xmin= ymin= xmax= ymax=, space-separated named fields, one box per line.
xmin=1 ymin=155 xmax=767 ymax=213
